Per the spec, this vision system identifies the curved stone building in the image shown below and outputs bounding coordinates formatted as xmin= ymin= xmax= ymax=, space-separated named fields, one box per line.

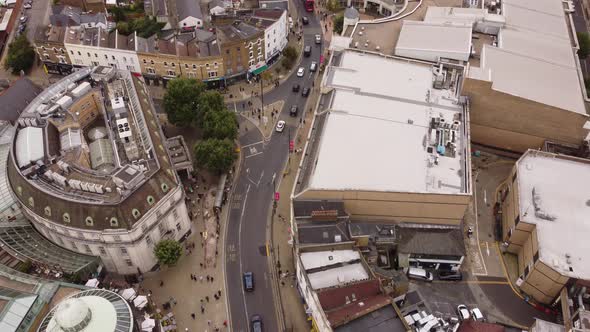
xmin=7 ymin=67 xmax=191 ymax=274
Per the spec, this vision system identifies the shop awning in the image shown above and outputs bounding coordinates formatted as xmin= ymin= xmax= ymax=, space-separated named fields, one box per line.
xmin=250 ymin=65 xmax=268 ymax=76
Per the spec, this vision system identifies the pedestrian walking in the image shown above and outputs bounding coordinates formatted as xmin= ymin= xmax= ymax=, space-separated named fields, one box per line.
xmin=211 ymin=276 xmax=214 ymax=282
xmin=207 ymin=320 xmax=212 ymax=326
xmin=159 ymin=280 xmax=164 ymax=287
xmin=206 ymin=296 xmax=209 ymax=302
xmin=201 ymin=306 xmax=205 ymax=314
xmin=191 ymin=313 xmax=195 ymax=319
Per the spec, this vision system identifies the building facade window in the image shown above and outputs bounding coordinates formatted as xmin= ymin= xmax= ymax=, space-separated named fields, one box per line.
xmin=84 ymin=245 xmax=92 ymax=254
xmin=120 ymin=247 xmax=128 ymax=255
xmin=176 ymin=222 xmax=181 ymax=231
xmin=113 ymin=235 xmax=122 ymax=242
xmin=125 ymin=259 xmax=133 ymax=266
xmin=98 ymin=246 xmax=107 ymax=255
xmin=146 ymin=235 xmax=153 ymax=246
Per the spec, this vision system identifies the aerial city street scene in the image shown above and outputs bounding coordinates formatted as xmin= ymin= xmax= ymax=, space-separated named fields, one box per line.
xmin=0 ymin=0 xmax=589 ymax=331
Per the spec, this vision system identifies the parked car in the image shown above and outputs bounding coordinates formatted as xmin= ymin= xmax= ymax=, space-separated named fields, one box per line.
xmin=471 ymin=308 xmax=484 ymax=321
xmin=243 ymin=272 xmax=254 ymax=291
xmin=19 ymin=16 xmax=28 ymax=23
xmin=290 ymin=105 xmax=298 ymax=117
xmin=456 ymin=305 xmax=470 ymax=321
xmin=24 ymin=3 xmax=32 ymax=9
xmin=275 ymin=120 xmax=286 ymax=132
xmin=297 ymin=67 xmax=305 ymax=77
xmin=304 ymin=45 xmax=311 ymax=57
xmin=310 ymin=61 xmax=317 ymax=72
xmin=315 ymin=34 xmax=321 ymax=44
xmin=302 ymin=16 xmax=309 ymax=25
xmin=251 ymin=314 xmax=263 ymax=332
xmin=438 ymin=270 xmax=463 ymax=281
xmin=407 ymin=267 xmax=433 ymax=282
xmin=18 ymin=24 xmax=26 ymax=33
xmin=301 ymin=87 xmax=310 ymax=97
xmin=292 ymin=84 xmax=300 ymax=92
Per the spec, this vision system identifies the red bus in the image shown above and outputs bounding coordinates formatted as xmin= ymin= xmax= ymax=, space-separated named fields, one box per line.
xmin=303 ymin=0 xmax=314 ymax=12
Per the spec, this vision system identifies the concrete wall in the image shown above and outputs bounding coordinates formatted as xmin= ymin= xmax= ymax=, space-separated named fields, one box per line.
xmin=463 ymin=78 xmax=589 ymax=152
xmin=297 ymin=189 xmax=471 ymax=225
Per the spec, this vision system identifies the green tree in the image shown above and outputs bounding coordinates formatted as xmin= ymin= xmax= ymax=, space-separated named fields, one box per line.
xmin=163 ymin=78 xmax=205 ymax=126
xmin=154 ymin=240 xmax=183 ymax=266
xmin=116 ymin=21 xmax=130 ymax=35
xmin=578 ymin=32 xmax=590 ymax=59
xmin=326 ymin=0 xmax=340 ymax=12
xmin=281 ymin=46 xmax=298 ymax=70
xmin=194 ymin=138 xmax=236 ymax=173
xmin=283 ymin=46 xmax=298 ymax=62
xmin=333 ymin=14 xmax=344 ymax=35
xmin=202 ymin=109 xmax=238 ymax=140
xmin=4 ymin=35 xmax=35 ymax=75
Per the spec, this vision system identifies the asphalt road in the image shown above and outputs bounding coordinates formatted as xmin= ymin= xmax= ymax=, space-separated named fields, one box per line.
xmin=412 ymin=279 xmax=554 ymax=328
xmin=224 ymin=4 xmax=323 ymax=332
xmin=25 ymin=0 xmax=52 ymax=41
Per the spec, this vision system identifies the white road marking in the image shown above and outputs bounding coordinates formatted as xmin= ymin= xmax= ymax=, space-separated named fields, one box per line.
xmin=241 ymin=140 xmax=264 ymax=149
xmin=245 ymin=151 xmax=263 ymax=159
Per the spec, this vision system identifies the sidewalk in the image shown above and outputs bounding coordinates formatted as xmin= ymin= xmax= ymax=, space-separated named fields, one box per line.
xmin=141 ymin=174 xmax=231 ymax=332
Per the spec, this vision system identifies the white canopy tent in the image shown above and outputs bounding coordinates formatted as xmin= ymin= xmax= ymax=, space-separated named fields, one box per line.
xmin=141 ymin=318 xmax=155 ymax=331
xmin=84 ymin=278 xmax=100 ymax=288
xmin=133 ymin=295 xmax=148 ymax=309
xmin=121 ymin=288 xmax=137 ymax=301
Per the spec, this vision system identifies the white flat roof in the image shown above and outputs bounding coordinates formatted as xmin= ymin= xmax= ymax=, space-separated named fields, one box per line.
xmin=516 ymin=150 xmax=590 ymax=280
xmin=395 ymin=21 xmax=472 ymax=62
xmin=309 ymin=51 xmax=467 ymax=194
xmin=307 ymin=263 xmax=369 ymax=290
xmin=300 ymin=250 xmax=360 ymax=270
xmin=15 ymin=127 xmax=44 ymax=168
xmin=468 ymin=0 xmax=586 ymax=115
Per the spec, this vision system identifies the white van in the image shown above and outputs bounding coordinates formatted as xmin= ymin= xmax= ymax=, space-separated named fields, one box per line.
xmin=407 ymin=267 xmax=434 ymax=282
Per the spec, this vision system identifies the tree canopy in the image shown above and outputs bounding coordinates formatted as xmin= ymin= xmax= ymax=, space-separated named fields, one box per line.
xmin=4 ymin=35 xmax=35 ymax=75
xmin=194 ymin=138 xmax=236 ymax=173
xmin=333 ymin=15 xmax=344 ymax=35
xmin=578 ymin=32 xmax=590 ymax=59
xmin=281 ymin=46 xmax=298 ymax=69
xmin=154 ymin=240 xmax=183 ymax=266
xmin=163 ymin=78 xmax=206 ymax=126
xmin=202 ymin=109 xmax=238 ymax=140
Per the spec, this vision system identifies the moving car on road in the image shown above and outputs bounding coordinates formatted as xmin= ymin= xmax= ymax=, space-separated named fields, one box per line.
xmin=437 ymin=270 xmax=462 ymax=281
xmin=251 ymin=314 xmax=263 ymax=332
xmin=297 ymin=67 xmax=305 ymax=77
xmin=407 ymin=267 xmax=433 ymax=282
xmin=315 ymin=34 xmax=321 ymax=44
xmin=310 ymin=61 xmax=317 ymax=72
xmin=290 ymin=105 xmax=298 ymax=116
xmin=24 ymin=2 xmax=32 ymax=8
xmin=301 ymin=87 xmax=310 ymax=97
xmin=292 ymin=84 xmax=300 ymax=92
xmin=456 ymin=305 xmax=470 ymax=321
xmin=275 ymin=120 xmax=286 ymax=132
xmin=471 ymin=308 xmax=484 ymax=321
xmin=302 ymin=16 xmax=309 ymax=25
xmin=304 ymin=45 xmax=311 ymax=57
xmin=243 ymin=272 xmax=254 ymax=291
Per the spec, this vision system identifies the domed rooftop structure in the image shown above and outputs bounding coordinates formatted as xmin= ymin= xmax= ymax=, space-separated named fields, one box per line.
xmin=37 ymin=289 xmax=133 ymax=332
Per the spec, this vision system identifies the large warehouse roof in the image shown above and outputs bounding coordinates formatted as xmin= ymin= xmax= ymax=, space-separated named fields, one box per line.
xmin=516 ymin=150 xmax=590 ymax=280
xmin=468 ymin=0 xmax=586 ymax=114
xmin=395 ymin=20 xmax=472 ymax=62
xmin=307 ymin=51 xmax=469 ymax=194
